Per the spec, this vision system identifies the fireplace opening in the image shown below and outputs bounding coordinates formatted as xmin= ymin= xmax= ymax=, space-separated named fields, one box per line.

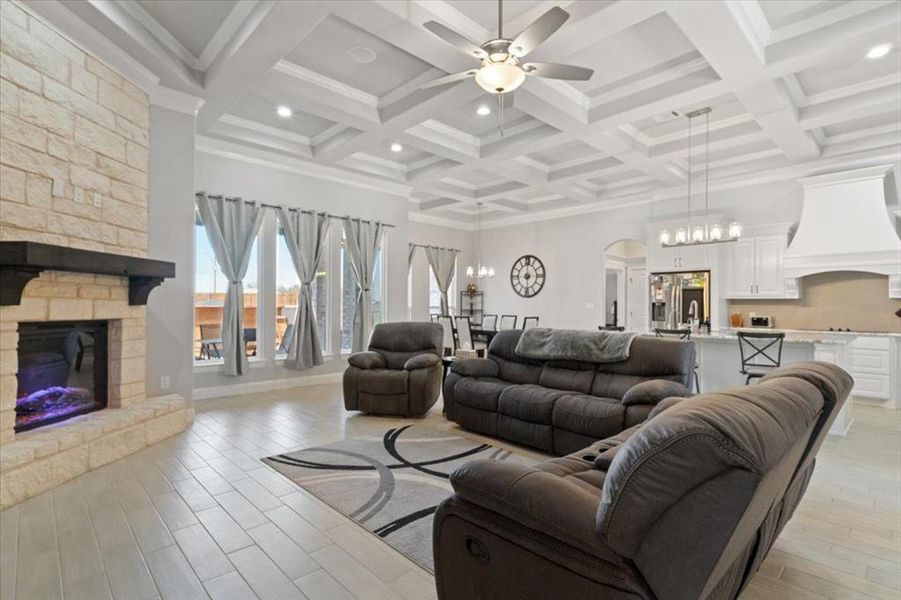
xmin=15 ymin=320 xmax=109 ymax=433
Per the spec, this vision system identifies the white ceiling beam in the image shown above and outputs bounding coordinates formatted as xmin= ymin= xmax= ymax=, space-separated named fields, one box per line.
xmin=77 ymin=0 xmax=201 ymax=90
xmin=197 ymin=1 xmax=332 ymax=131
xmin=668 ymin=1 xmax=821 ymax=160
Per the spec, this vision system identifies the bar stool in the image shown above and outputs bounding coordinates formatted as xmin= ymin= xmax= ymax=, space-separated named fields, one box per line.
xmin=737 ymin=331 xmax=785 ymax=384
xmin=654 ymin=328 xmax=701 ymax=393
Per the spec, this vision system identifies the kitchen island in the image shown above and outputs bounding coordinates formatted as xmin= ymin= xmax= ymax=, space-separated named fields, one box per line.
xmin=692 ymin=330 xmax=855 ymax=435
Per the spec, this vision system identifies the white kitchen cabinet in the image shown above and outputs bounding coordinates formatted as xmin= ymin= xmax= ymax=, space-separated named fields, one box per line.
xmin=724 ymin=234 xmax=796 ymax=298
xmin=647 ymin=224 xmax=712 ymax=272
xmin=851 ymin=335 xmax=899 ymax=408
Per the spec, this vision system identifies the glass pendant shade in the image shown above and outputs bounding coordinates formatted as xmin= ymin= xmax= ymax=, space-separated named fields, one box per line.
xmin=659 ymin=229 xmax=671 ymax=245
xmin=709 ymin=223 xmax=723 ymax=240
xmin=675 ymin=227 xmax=687 ymax=244
xmin=475 ymin=59 xmax=525 ymax=94
xmin=728 ymin=221 xmax=743 ymax=239
xmin=691 ymin=224 xmax=705 ymax=242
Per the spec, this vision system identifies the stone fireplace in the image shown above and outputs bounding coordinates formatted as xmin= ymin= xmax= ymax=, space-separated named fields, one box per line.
xmin=0 ymin=7 xmax=190 ymax=509
xmin=0 ymin=266 xmax=185 ymax=510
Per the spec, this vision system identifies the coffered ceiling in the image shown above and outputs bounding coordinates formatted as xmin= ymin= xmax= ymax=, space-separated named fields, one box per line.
xmin=28 ymin=0 xmax=901 ymax=227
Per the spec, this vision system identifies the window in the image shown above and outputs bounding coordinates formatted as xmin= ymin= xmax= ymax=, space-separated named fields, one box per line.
xmin=193 ymin=213 xmax=259 ymax=362
xmin=340 ymin=232 xmax=386 ymax=353
xmin=276 ymin=228 xmax=329 ymax=356
xmin=428 ymin=258 xmax=456 ymax=316
xmin=193 ymin=210 xmax=387 ymax=366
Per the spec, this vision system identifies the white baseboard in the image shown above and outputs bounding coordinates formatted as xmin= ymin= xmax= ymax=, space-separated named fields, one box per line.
xmin=193 ymin=372 xmax=343 ymax=401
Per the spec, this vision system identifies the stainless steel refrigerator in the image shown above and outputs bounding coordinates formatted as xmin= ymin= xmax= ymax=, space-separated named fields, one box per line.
xmin=649 ymin=271 xmax=710 ymax=330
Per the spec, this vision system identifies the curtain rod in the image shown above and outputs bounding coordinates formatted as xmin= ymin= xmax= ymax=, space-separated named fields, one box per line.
xmin=196 ymin=192 xmax=396 ymax=228
xmin=410 ymin=243 xmax=460 ymax=252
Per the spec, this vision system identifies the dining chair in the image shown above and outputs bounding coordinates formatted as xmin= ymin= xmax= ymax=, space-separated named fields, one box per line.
xmin=429 ymin=314 xmax=439 ymax=323
xmin=199 ymin=324 xmax=222 ymax=359
xmin=522 ymin=316 xmax=539 ymax=330
xmin=481 ymin=314 xmax=498 ymax=331
xmin=737 ymin=331 xmax=785 ymax=385
xmin=499 ymin=314 xmax=518 ymax=330
xmin=437 ymin=315 xmax=456 ymax=357
xmin=654 ymin=328 xmax=700 ymax=393
xmin=276 ymin=323 xmax=295 ymax=354
xmin=455 ymin=316 xmax=487 ymax=357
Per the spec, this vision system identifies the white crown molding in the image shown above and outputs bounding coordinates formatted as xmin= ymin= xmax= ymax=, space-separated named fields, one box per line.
xmin=150 ymin=86 xmax=204 ymax=115
xmin=408 ymin=210 xmax=474 ymax=231
xmin=219 ymin=114 xmax=311 ymax=145
xmin=196 ymin=0 xmax=259 ymax=71
xmin=114 ymin=0 xmax=197 ymax=68
xmin=196 ymin=135 xmax=412 ymax=198
xmin=273 ymin=61 xmax=380 ymax=109
xmin=417 ymin=119 xmax=481 ymax=148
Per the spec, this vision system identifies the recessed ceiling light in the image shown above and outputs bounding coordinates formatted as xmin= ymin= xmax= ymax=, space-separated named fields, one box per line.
xmin=276 ymin=105 xmax=292 ymax=118
xmin=390 ymin=142 xmax=403 ymax=153
xmin=348 ymin=46 xmax=377 ymax=64
xmin=866 ymin=44 xmax=891 ymax=59
xmin=476 ymin=105 xmax=491 ymax=116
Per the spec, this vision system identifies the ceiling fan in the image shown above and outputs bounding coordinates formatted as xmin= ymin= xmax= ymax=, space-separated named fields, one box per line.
xmin=420 ymin=0 xmax=593 ymax=95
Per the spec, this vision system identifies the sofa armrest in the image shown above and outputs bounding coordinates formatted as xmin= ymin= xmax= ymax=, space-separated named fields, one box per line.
xmin=449 ymin=358 xmax=499 ymax=378
xmin=621 ymin=380 xmax=690 ymax=406
xmin=347 ymin=351 xmax=386 ymax=370
xmin=404 ymin=353 xmax=441 ymax=370
xmin=450 ymin=459 xmax=608 ymax=554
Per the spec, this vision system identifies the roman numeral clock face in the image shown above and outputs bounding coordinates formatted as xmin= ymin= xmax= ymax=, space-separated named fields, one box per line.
xmin=510 ymin=255 xmax=546 ymax=298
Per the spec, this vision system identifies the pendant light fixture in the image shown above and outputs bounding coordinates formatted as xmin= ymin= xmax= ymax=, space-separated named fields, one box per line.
xmin=467 ymin=202 xmax=495 ymax=278
xmin=659 ymin=107 xmax=741 ymax=247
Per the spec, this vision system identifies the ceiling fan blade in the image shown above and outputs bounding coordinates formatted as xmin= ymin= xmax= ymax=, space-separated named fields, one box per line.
xmin=419 ymin=70 xmax=477 ymax=89
xmin=508 ymin=7 xmax=569 ymax=57
xmin=522 ymin=62 xmax=593 ymax=81
xmin=423 ymin=21 xmax=487 ymax=59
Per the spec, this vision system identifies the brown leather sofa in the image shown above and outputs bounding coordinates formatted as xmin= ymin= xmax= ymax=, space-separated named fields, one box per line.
xmin=433 ymin=362 xmax=853 ymax=600
xmin=443 ymin=329 xmax=696 ymax=455
xmin=343 ymin=322 xmax=443 ymax=416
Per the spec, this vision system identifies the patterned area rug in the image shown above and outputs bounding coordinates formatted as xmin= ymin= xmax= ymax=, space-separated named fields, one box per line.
xmin=262 ymin=424 xmax=534 ymax=572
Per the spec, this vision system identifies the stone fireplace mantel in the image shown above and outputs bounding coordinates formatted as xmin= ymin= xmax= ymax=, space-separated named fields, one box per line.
xmin=0 ymin=241 xmax=175 ymax=306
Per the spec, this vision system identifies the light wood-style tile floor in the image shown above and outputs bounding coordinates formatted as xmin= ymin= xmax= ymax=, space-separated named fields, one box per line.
xmin=0 ymin=385 xmax=898 ymax=600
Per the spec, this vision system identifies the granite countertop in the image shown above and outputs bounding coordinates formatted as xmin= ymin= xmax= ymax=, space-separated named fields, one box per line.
xmin=718 ymin=327 xmax=901 ymax=339
xmin=692 ymin=330 xmax=855 ymax=345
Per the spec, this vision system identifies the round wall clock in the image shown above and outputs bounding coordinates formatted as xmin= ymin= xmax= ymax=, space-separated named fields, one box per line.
xmin=510 ymin=255 xmax=546 ymax=298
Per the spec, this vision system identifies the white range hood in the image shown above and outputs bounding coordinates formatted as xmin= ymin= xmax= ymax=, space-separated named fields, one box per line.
xmin=784 ymin=165 xmax=901 ymax=297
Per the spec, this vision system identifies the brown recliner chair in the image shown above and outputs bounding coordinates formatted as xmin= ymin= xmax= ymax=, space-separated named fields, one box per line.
xmin=433 ymin=362 xmax=853 ymax=600
xmin=343 ymin=322 xmax=443 ymax=416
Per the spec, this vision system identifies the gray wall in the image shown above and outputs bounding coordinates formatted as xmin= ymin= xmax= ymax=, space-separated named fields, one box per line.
xmin=146 ymin=106 xmax=196 ymax=401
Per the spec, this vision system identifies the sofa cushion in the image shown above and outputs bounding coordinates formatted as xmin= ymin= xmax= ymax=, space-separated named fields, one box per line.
xmin=454 ymin=377 xmax=511 ymax=412
xmin=487 ymin=330 xmax=544 ymax=384
xmin=498 ymin=384 xmax=567 ymax=424
xmin=621 ymin=380 xmax=690 ymax=406
xmin=552 ymin=394 xmax=625 ymax=439
xmin=538 ymin=361 xmax=596 ymax=393
xmin=358 ymin=369 xmax=407 ymax=395
xmin=590 ymin=336 xmax=695 ymax=398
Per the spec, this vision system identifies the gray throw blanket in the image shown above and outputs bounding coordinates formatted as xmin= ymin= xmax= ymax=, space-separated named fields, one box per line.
xmin=515 ymin=328 xmax=638 ymax=363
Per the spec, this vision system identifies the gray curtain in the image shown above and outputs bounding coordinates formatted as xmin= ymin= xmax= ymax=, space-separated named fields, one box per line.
xmin=278 ymin=208 xmax=328 ymax=369
xmin=343 ymin=219 xmax=385 ymax=352
xmin=408 ymin=243 xmax=416 ymax=271
xmin=195 ymin=193 xmax=263 ymax=376
xmin=425 ymin=247 xmax=458 ymax=315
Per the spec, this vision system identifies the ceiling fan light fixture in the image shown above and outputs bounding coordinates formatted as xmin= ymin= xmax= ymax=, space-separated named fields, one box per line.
xmin=475 ymin=59 xmax=525 ymax=94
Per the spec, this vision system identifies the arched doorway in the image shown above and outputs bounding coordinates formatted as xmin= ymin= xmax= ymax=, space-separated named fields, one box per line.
xmin=604 ymin=239 xmax=648 ymax=331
